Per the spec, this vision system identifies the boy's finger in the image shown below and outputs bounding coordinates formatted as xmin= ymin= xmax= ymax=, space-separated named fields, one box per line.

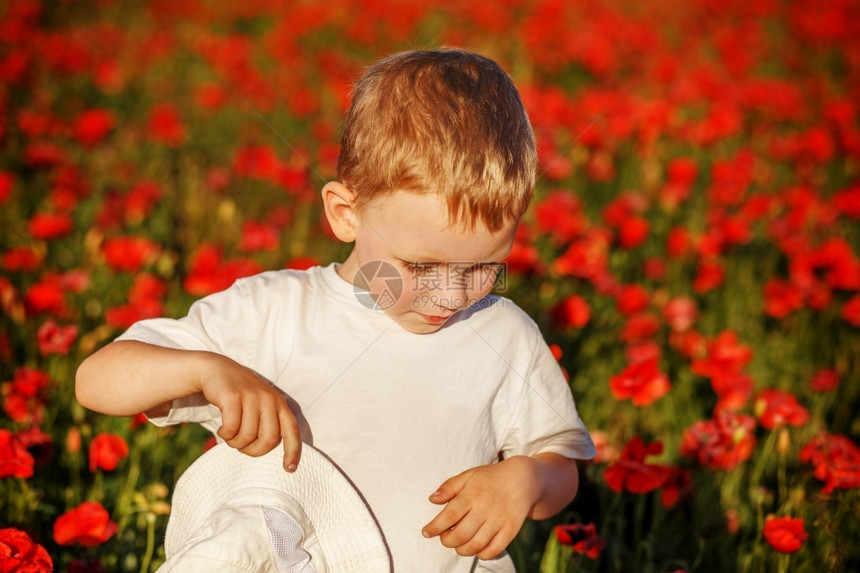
xmin=422 ymin=501 xmax=467 ymax=538
xmin=229 ymin=404 xmax=263 ymax=450
xmin=215 ymin=397 xmax=242 ymax=442
xmin=428 ymin=468 xmax=474 ymax=504
xmin=238 ymin=410 xmax=282 ymax=457
xmin=279 ymin=408 xmax=301 ymax=473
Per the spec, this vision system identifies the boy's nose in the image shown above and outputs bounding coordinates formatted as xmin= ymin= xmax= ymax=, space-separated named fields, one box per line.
xmin=434 ymin=269 xmax=470 ymax=310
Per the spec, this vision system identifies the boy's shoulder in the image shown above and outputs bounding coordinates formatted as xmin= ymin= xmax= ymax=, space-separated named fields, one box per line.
xmin=233 ymin=265 xmax=328 ymax=293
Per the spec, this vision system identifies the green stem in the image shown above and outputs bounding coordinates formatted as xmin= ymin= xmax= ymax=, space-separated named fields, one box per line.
xmin=778 ymin=552 xmax=789 ymax=573
xmin=633 ymin=494 xmax=647 ymax=571
xmin=140 ymin=512 xmax=156 ymax=573
xmin=777 ymin=449 xmax=787 ymax=506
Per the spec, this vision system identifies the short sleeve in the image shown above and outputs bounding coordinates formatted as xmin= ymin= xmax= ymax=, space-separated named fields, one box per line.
xmin=115 ymin=279 xmax=255 ymax=432
xmin=116 ymin=279 xmax=254 ymax=360
xmin=498 ymin=329 xmax=596 ymax=461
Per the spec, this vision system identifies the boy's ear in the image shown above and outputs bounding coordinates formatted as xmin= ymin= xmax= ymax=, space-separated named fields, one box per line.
xmin=321 ymin=181 xmax=358 ymax=243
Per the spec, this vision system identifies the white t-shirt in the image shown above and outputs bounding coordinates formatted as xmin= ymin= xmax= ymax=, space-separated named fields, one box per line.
xmin=118 ymin=264 xmax=596 ymax=572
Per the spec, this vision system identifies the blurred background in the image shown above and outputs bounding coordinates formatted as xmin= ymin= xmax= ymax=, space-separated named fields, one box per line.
xmin=0 ymin=0 xmax=858 ymax=571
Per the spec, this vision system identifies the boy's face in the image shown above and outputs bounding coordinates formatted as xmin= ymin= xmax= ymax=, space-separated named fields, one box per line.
xmin=338 ymin=190 xmax=518 ymax=334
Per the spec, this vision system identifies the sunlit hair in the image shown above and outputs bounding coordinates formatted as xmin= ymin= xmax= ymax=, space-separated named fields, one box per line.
xmin=337 ymin=48 xmax=537 ymax=232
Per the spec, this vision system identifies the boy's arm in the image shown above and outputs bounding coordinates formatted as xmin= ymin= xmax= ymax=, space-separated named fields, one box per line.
xmin=421 ymin=452 xmax=578 ymax=560
xmin=76 ymin=339 xmax=302 ymax=471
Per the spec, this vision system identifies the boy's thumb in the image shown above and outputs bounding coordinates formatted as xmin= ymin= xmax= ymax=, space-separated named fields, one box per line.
xmin=428 ymin=468 xmax=474 ymax=504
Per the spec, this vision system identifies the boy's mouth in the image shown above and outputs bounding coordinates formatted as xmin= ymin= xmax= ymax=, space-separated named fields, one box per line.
xmin=418 ymin=313 xmax=451 ymax=325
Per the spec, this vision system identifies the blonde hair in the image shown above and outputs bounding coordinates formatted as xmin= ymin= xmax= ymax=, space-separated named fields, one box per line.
xmin=337 ymin=49 xmax=537 ymax=232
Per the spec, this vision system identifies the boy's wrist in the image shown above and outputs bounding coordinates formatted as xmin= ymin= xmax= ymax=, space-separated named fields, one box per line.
xmin=186 ymin=350 xmax=225 ymax=395
xmin=502 ymin=455 xmax=546 ymax=511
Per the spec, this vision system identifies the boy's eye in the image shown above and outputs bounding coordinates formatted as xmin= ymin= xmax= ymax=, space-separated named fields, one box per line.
xmin=471 ymin=262 xmax=503 ymax=277
xmin=405 ymin=262 xmax=438 ymax=275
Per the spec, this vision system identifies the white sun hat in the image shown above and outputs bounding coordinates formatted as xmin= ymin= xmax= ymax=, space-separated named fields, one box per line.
xmin=157 ymin=443 xmax=392 ymax=572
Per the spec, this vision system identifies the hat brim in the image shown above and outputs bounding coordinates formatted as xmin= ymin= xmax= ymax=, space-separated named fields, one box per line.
xmin=164 ymin=443 xmax=392 ymax=572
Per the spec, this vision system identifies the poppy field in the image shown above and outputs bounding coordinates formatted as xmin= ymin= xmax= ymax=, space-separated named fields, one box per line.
xmin=1 ymin=0 xmax=859 ymax=571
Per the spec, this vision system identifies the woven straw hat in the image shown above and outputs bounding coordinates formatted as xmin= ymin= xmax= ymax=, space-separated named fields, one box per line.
xmin=157 ymin=443 xmax=392 ymax=572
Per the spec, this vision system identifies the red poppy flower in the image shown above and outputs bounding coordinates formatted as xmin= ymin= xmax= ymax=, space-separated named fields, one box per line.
xmin=552 ymin=231 xmax=611 ymax=281
xmin=23 ymin=141 xmax=66 ymax=168
xmin=617 ymin=216 xmax=650 ymax=249
xmin=586 ymin=149 xmax=615 ymax=181
xmin=832 ymin=185 xmax=860 ymax=218
xmin=619 ymin=312 xmax=661 ymax=344
xmin=550 ymin=295 xmax=591 ymax=330
xmin=239 ymin=220 xmax=279 ymax=252
xmin=679 ymin=412 xmax=756 ymax=471
xmin=588 ymin=430 xmax=620 ymax=464
xmin=53 ymin=501 xmax=118 ymax=547
xmin=2 ymin=367 xmax=50 ymax=424
xmin=762 ymin=278 xmax=805 ymax=319
xmin=285 ymin=256 xmax=321 ymax=271
xmin=104 ymin=298 xmax=163 ymax=330
xmin=146 ymin=103 xmax=185 ymax=146
xmin=661 ymin=466 xmax=693 ymax=508
xmin=129 ymin=273 xmax=167 ymax=304
xmin=37 ymin=319 xmax=79 ymax=355
xmin=814 ymin=239 xmax=860 ymax=291
xmin=51 ymin=187 xmax=77 ymax=215
xmin=610 ymin=357 xmax=671 ymax=406
xmin=643 ymin=257 xmax=666 ymax=280
xmin=763 ymin=516 xmax=808 ymax=554
xmin=534 ymin=190 xmax=588 ymax=246
xmin=753 ymin=389 xmax=810 ymax=430
xmin=691 ymin=331 xmax=753 ymax=379
xmin=669 ymin=329 xmax=707 ymax=360
xmin=60 ymin=269 xmax=89 ymax=294
xmin=809 ymin=369 xmax=839 ymax=393
xmin=195 ymin=82 xmax=228 ymax=110
xmin=615 ymin=284 xmax=649 ymax=316
xmin=667 ymin=227 xmax=692 ymax=259
xmin=0 ymin=528 xmax=53 ymax=571
xmin=2 ymin=246 xmax=44 ymax=272
xmin=0 ymin=171 xmax=14 ymax=203
xmin=15 ymin=427 xmax=53 ymax=452
xmin=183 ymin=244 xmax=263 ymax=296
xmin=710 ymin=371 xmax=754 ymax=413
xmin=662 ymin=297 xmax=698 ymax=332
xmin=708 ymin=211 xmax=752 ymax=248
xmin=692 ymin=258 xmax=725 ymax=293
xmin=233 ymin=144 xmax=282 ymax=181
xmin=5 ymin=367 xmax=50 ymax=398
xmin=28 ymin=211 xmax=74 ymax=240
xmin=666 ymin=156 xmax=699 ymax=189
xmin=504 ymin=240 xmax=544 ymax=276
xmin=0 ymin=429 xmax=35 ymax=478
xmin=603 ymin=193 xmax=646 ymax=228
xmin=72 ymin=108 xmax=115 ymax=148
xmin=842 ymin=294 xmax=860 ymax=326
xmin=554 ymin=522 xmax=606 ymax=558
xmin=101 ymin=236 xmax=161 ymax=273
xmin=88 ymin=433 xmax=129 ymax=472
xmin=604 ymin=436 xmax=672 ymax=493
xmin=124 ymin=180 xmax=163 ymax=224
xmin=625 ymin=341 xmax=661 ymax=364
xmin=799 ymin=432 xmax=860 ymax=494
xmin=707 ymin=149 xmax=753 ymax=206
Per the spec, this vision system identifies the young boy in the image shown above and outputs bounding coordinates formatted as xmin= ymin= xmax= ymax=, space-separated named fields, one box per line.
xmin=76 ymin=48 xmax=596 ymax=571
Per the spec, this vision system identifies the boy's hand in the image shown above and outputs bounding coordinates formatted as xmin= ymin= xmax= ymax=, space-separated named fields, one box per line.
xmin=197 ymin=353 xmax=301 ymax=472
xmin=421 ymin=456 xmax=543 ymax=560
